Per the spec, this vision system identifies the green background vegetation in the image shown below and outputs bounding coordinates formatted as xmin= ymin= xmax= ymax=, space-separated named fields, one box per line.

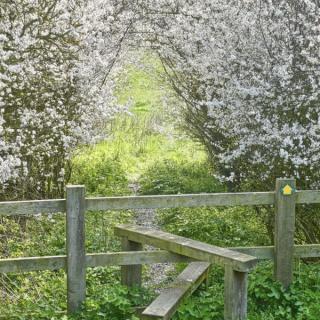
xmin=1 ymin=62 xmax=319 ymax=319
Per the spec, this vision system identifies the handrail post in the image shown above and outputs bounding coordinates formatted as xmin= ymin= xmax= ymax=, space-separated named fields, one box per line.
xmin=121 ymin=236 xmax=143 ymax=287
xmin=66 ymin=185 xmax=86 ymax=314
xmin=274 ymin=178 xmax=296 ymax=288
xmin=224 ymin=266 xmax=248 ymax=320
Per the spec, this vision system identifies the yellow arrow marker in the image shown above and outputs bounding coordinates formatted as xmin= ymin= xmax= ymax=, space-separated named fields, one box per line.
xmin=282 ymin=184 xmax=293 ymax=195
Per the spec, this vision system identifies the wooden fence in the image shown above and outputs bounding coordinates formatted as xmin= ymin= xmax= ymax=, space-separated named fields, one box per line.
xmin=0 ymin=178 xmax=320 ymax=319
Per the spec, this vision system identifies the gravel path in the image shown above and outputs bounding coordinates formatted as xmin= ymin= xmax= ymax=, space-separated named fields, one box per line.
xmin=129 ymin=183 xmax=174 ymax=290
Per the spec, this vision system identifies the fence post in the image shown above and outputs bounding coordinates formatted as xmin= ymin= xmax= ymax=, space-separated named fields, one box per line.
xmin=66 ymin=185 xmax=86 ymax=314
xmin=121 ymin=237 xmax=143 ymax=287
xmin=274 ymin=178 xmax=296 ymax=288
xmin=224 ymin=266 xmax=248 ymax=320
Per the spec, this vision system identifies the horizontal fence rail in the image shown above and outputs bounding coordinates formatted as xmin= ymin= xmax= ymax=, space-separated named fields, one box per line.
xmin=1 ymin=244 xmax=320 ymax=274
xmin=86 ymin=192 xmax=275 ymax=210
xmin=0 ymin=251 xmax=194 ymax=273
xmin=1 ymin=180 xmax=320 ymax=319
xmin=1 ymin=190 xmax=320 ymax=216
xmin=0 ymin=199 xmax=65 ymax=216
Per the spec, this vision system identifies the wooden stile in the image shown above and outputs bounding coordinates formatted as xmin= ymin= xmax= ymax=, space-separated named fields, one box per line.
xmin=115 ymin=224 xmax=258 ymax=272
xmin=1 ymin=178 xmax=320 ymax=318
xmin=141 ymin=262 xmax=211 ymax=320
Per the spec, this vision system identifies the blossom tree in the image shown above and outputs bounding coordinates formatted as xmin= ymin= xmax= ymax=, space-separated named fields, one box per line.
xmin=142 ymin=0 xmax=320 ymax=191
xmin=136 ymin=0 xmax=320 ymax=241
xmin=1 ymin=0 xmax=320 ymax=240
xmin=0 ymin=0 xmax=135 ymax=199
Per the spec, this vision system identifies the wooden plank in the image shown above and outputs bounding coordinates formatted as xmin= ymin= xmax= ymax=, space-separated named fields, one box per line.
xmin=121 ymin=237 xmax=143 ymax=287
xmin=114 ymin=225 xmax=258 ymax=272
xmin=1 ymin=245 xmax=319 ymax=274
xmin=0 ymin=188 xmax=319 ymax=218
xmin=296 ymin=190 xmax=320 ymax=204
xmin=274 ymin=178 xmax=296 ymax=288
xmin=141 ymin=262 xmax=211 ymax=320
xmin=0 ymin=199 xmax=65 ymax=216
xmin=0 ymin=256 xmax=66 ymax=273
xmin=294 ymin=244 xmax=320 ymax=258
xmin=229 ymin=245 xmax=320 ymax=260
xmin=66 ymin=185 xmax=86 ymax=314
xmin=0 ymin=251 xmax=194 ymax=273
xmin=229 ymin=246 xmax=274 ymax=260
xmin=224 ymin=266 xmax=248 ymax=320
xmin=86 ymin=251 xmax=195 ymax=267
xmin=86 ymin=192 xmax=275 ymax=211
xmin=0 ymin=189 xmax=318 ymax=218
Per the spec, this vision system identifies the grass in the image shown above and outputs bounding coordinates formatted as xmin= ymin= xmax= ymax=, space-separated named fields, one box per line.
xmin=72 ymin=57 xmax=207 ymax=187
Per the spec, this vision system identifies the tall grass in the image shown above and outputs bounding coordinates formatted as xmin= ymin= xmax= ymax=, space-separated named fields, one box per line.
xmin=72 ymin=58 xmax=207 ymax=187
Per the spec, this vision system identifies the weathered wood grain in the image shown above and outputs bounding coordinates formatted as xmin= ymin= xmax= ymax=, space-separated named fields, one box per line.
xmin=296 ymin=190 xmax=320 ymax=204
xmin=0 ymin=256 xmax=67 ymax=273
xmin=86 ymin=192 xmax=275 ymax=211
xmin=1 ymin=245 xmax=319 ymax=274
xmin=66 ymin=186 xmax=86 ymax=314
xmin=224 ymin=266 xmax=248 ymax=320
xmin=229 ymin=246 xmax=274 ymax=260
xmin=0 ymin=251 xmax=194 ymax=273
xmin=0 ymin=189 xmax=319 ymax=217
xmin=141 ymin=262 xmax=211 ymax=320
xmin=0 ymin=199 xmax=65 ymax=216
xmin=274 ymin=178 xmax=296 ymax=288
xmin=86 ymin=250 xmax=195 ymax=267
xmin=121 ymin=237 xmax=143 ymax=287
xmin=293 ymin=244 xmax=320 ymax=258
xmin=114 ymin=225 xmax=258 ymax=272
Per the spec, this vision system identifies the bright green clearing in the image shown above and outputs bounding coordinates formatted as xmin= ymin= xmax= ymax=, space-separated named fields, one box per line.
xmin=72 ymin=60 xmax=210 ymax=193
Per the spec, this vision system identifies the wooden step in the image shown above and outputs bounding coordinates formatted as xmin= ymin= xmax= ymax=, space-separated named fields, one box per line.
xmin=141 ymin=262 xmax=211 ymax=320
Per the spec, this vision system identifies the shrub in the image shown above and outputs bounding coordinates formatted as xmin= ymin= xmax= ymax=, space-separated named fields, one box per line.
xmin=171 ymin=262 xmax=320 ymax=320
xmin=139 ymin=159 xmax=224 ymax=195
xmin=158 ymin=206 xmax=270 ymax=248
xmin=0 ymin=270 xmax=154 ymax=320
xmin=73 ymin=284 xmax=154 ymax=320
xmin=174 ymin=283 xmax=223 ymax=320
xmin=71 ymin=148 xmax=129 ymax=196
xmin=248 ymin=262 xmax=319 ymax=320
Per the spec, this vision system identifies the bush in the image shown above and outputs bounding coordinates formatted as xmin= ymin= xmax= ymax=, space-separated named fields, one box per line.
xmin=171 ymin=262 xmax=320 ymax=320
xmin=174 ymin=283 xmax=223 ymax=320
xmin=0 ymin=269 xmax=154 ymax=320
xmin=71 ymin=148 xmax=129 ymax=196
xmin=248 ymin=262 xmax=320 ymax=320
xmin=73 ymin=284 xmax=154 ymax=320
xmin=158 ymin=206 xmax=270 ymax=247
xmin=139 ymin=159 xmax=224 ymax=195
